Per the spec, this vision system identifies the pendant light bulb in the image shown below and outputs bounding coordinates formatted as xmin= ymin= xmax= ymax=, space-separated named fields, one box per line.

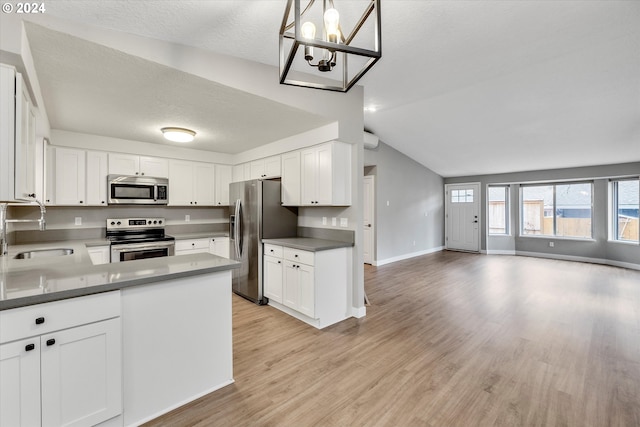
xmin=324 ymin=8 xmax=340 ymax=43
xmin=301 ymin=21 xmax=316 ymax=39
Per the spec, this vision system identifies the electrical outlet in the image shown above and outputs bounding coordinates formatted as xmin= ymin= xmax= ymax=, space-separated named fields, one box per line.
xmin=413 ymin=240 xmax=416 ymax=246
xmin=74 ymin=217 xmax=82 ymax=226
xmin=322 ymin=217 xmax=327 ymax=225
xmin=331 ymin=217 xmax=337 ymax=226
xmin=386 ymin=200 xmax=390 ymax=206
xmin=340 ymin=218 xmax=348 ymax=227
xmin=185 ymin=214 xmax=191 ymax=222
xmin=549 ymin=241 xmax=554 ymax=248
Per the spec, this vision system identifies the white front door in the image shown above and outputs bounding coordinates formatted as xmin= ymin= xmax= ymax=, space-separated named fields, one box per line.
xmin=445 ymin=183 xmax=480 ymax=252
xmin=363 ymin=176 xmax=374 ymax=264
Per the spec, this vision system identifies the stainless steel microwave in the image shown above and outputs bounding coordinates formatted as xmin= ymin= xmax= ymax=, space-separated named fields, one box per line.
xmin=107 ymin=175 xmax=168 ymax=205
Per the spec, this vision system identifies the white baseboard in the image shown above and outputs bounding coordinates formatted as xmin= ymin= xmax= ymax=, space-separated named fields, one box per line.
xmin=486 ymin=250 xmax=516 ymax=255
xmin=373 ymin=246 xmax=444 ymax=266
xmin=515 ymin=251 xmax=640 ymax=271
xmin=351 ymin=306 xmax=366 ymax=318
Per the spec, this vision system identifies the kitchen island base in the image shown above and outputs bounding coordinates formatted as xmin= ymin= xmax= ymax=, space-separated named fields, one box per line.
xmin=122 ymin=270 xmax=233 ymax=426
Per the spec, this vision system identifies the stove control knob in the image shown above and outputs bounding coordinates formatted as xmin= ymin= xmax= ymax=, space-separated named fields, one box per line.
xmin=110 ymin=221 xmax=115 ymax=225
xmin=117 ymin=221 xmax=122 ymax=226
xmin=153 ymin=220 xmax=158 ymax=224
xmin=158 ymin=220 xmax=163 ymax=224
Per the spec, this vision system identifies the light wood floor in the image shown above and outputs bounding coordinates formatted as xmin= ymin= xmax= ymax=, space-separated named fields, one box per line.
xmin=145 ymin=251 xmax=640 ymax=427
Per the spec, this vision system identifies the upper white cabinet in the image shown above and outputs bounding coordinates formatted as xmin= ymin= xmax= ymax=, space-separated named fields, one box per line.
xmin=108 ymin=153 xmax=168 ymax=178
xmin=85 ymin=151 xmax=108 ymax=206
xmin=169 ymin=160 xmax=215 ymax=206
xmin=215 ymin=164 xmax=232 ymax=206
xmin=281 ymin=151 xmax=301 ymax=206
xmin=53 ymin=147 xmax=86 ymax=205
xmin=300 ymin=141 xmax=351 ymax=206
xmin=1 ymin=64 xmax=38 ymax=202
xmin=250 ymin=155 xmax=281 ymax=180
xmin=231 ymin=163 xmax=251 ymax=183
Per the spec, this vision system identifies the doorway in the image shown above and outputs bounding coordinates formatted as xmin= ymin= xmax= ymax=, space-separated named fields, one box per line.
xmin=445 ymin=182 xmax=480 ymax=252
xmin=363 ymin=175 xmax=375 ymax=264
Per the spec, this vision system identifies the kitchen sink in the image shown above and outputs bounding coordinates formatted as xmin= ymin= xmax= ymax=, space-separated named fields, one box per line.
xmin=14 ymin=248 xmax=74 ymax=259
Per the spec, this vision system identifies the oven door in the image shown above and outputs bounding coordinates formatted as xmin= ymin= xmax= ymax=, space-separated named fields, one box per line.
xmin=110 ymin=241 xmax=175 ymax=263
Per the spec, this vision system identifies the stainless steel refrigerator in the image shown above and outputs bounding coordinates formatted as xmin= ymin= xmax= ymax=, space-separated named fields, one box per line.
xmin=229 ymin=180 xmax=298 ymax=304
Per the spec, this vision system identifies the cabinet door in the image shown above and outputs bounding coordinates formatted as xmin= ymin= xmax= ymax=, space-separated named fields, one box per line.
xmin=281 ymin=151 xmax=300 ymax=206
xmin=231 ymin=164 xmax=245 ymax=183
xmin=209 ymin=237 xmax=230 ymax=258
xmin=264 ymin=255 xmax=283 ymax=303
xmin=264 ymin=155 xmax=282 ymax=178
xmin=140 ymin=156 xmax=168 ymax=178
xmin=193 ymin=162 xmax=215 ymax=206
xmin=168 ymin=160 xmax=194 ymax=206
xmin=283 ymin=261 xmax=299 ymax=310
xmin=55 ymin=147 xmax=86 ymax=205
xmin=14 ymin=73 xmax=36 ymax=201
xmin=45 ymin=143 xmax=55 ymax=205
xmin=315 ymin=144 xmax=333 ymax=205
xmin=87 ymin=246 xmax=110 ymax=265
xmin=215 ymin=164 xmax=232 ymax=206
xmin=85 ymin=151 xmax=108 ymax=206
xmin=297 ymin=263 xmax=315 ymax=318
xmin=41 ymin=318 xmax=122 ymax=427
xmin=250 ymin=160 xmax=265 ymax=180
xmin=300 ymin=148 xmax=318 ymax=205
xmin=108 ymin=153 xmax=139 ymax=176
xmin=0 ymin=338 xmax=41 ymax=427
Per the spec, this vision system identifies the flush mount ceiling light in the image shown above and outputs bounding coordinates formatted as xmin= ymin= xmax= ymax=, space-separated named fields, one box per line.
xmin=161 ymin=127 xmax=196 ymax=143
xmin=279 ymin=0 xmax=382 ymax=92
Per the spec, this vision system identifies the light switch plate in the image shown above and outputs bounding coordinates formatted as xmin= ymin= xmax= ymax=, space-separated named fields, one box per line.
xmin=340 ymin=218 xmax=348 ymax=227
xmin=322 ymin=217 xmax=327 ymax=225
xmin=74 ymin=217 xmax=82 ymax=226
xmin=185 ymin=214 xmax=191 ymax=222
xmin=331 ymin=217 xmax=337 ymax=226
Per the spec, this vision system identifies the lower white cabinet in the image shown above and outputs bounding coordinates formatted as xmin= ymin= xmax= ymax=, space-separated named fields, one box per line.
xmin=263 ymin=243 xmax=350 ymax=328
xmin=175 ymin=238 xmax=210 ymax=255
xmin=0 ymin=291 xmax=122 ymax=427
xmin=209 ymin=237 xmax=229 ymax=258
xmin=87 ymin=245 xmax=110 ymax=265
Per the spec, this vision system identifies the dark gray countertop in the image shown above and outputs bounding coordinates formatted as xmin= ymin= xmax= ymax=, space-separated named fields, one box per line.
xmin=0 ymin=240 xmax=239 ymax=311
xmin=262 ymin=237 xmax=354 ymax=252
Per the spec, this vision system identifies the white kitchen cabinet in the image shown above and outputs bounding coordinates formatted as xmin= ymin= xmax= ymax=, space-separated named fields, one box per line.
xmin=0 ymin=291 xmax=122 ymax=427
xmin=175 ymin=238 xmax=210 ymax=255
xmin=250 ymin=155 xmax=281 ymax=180
xmin=209 ymin=237 xmax=230 ymax=259
xmin=0 ymin=338 xmax=41 ymax=427
xmin=41 ymin=318 xmax=122 ymax=427
xmin=231 ymin=163 xmax=252 ymax=183
xmin=54 ymin=147 xmax=86 ymax=205
xmin=1 ymin=64 xmax=37 ymax=202
xmin=85 ymin=150 xmax=109 ymax=205
xmin=108 ymin=153 xmax=168 ymax=178
xmin=300 ymin=141 xmax=351 ymax=206
xmin=262 ymin=243 xmax=350 ymax=329
xmin=215 ymin=164 xmax=232 ymax=206
xmin=263 ymin=255 xmax=284 ymax=304
xmin=281 ymin=151 xmax=301 ymax=206
xmin=87 ymin=245 xmax=110 ymax=265
xmin=169 ymin=160 xmax=215 ymax=206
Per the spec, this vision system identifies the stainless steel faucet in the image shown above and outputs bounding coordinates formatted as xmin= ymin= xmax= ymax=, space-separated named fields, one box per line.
xmin=0 ymin=200 xmax=47 ymax=256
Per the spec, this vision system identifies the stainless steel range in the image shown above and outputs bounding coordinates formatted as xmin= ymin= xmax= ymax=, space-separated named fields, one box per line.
xmin=106 ymin=217 xmax=175 ymax=263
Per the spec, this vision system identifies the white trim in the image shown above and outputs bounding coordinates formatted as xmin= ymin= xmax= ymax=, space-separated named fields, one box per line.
xmin=515 ymin=251 xmax=640 ymax=271
xmin=351 ymin=306 xmax=367 ymax=318
xmin=486 ymin=250 xmax=516 ymax=255
xmin=373 ymin=246 xmax=444 ymax=266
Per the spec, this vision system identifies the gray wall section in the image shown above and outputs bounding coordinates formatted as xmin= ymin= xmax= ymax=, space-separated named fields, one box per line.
xmin=445 ymin=162 xmax=640 ymax=267
xmin=364 ymin=142 xmax=444 ymax=262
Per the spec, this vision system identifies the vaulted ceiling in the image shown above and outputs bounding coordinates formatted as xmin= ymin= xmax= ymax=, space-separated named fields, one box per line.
xmin=16 ymin=1 xmax=640 ymax=177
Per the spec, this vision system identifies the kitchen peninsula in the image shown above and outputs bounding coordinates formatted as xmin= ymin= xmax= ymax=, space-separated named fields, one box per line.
xmin=0 ymin=242 xmax=239 ymax=426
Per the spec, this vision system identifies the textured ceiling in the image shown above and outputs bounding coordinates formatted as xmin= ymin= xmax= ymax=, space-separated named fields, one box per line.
xmin=19 ymin=1 xmax=640 ymax=176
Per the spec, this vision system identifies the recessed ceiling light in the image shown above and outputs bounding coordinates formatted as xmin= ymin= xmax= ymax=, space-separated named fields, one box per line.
xmin=161 ymin=127 xmax=196 ymax=143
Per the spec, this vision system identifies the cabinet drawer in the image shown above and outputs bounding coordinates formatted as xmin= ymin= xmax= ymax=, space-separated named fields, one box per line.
xmin=264 ymin=244 xmax=283 ymax=258
xmin=175 ymin=239 xmax=209 ymax=251
xmin=283 ymin=247 xmax=314 ymax=265
xmin=0 ymin=291 xmax=121 ymax=344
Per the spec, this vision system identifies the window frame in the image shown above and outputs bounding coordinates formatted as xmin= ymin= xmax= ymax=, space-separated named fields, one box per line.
xmin=519 ymin=181 xmax=594 ymax=240
xmin=487 ymin=185 xmax=510 ymax=236
xmin=610 ymin=177 xmax=640 ymax=244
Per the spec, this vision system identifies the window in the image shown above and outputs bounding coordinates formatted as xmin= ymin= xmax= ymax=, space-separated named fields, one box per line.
xmin=488 ymin=186 xmax=509 ymax=235
xmin=612 ymin=178 xmax=639 ymax=243
xmin=451 ymin=189 xmax=474 ymax=203
xmin=521 ymin=182 xmax=593 ymax=238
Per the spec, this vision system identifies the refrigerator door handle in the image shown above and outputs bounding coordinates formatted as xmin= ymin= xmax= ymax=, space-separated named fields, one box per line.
xmin=234 ymin=198 xmax=243 ymax=258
